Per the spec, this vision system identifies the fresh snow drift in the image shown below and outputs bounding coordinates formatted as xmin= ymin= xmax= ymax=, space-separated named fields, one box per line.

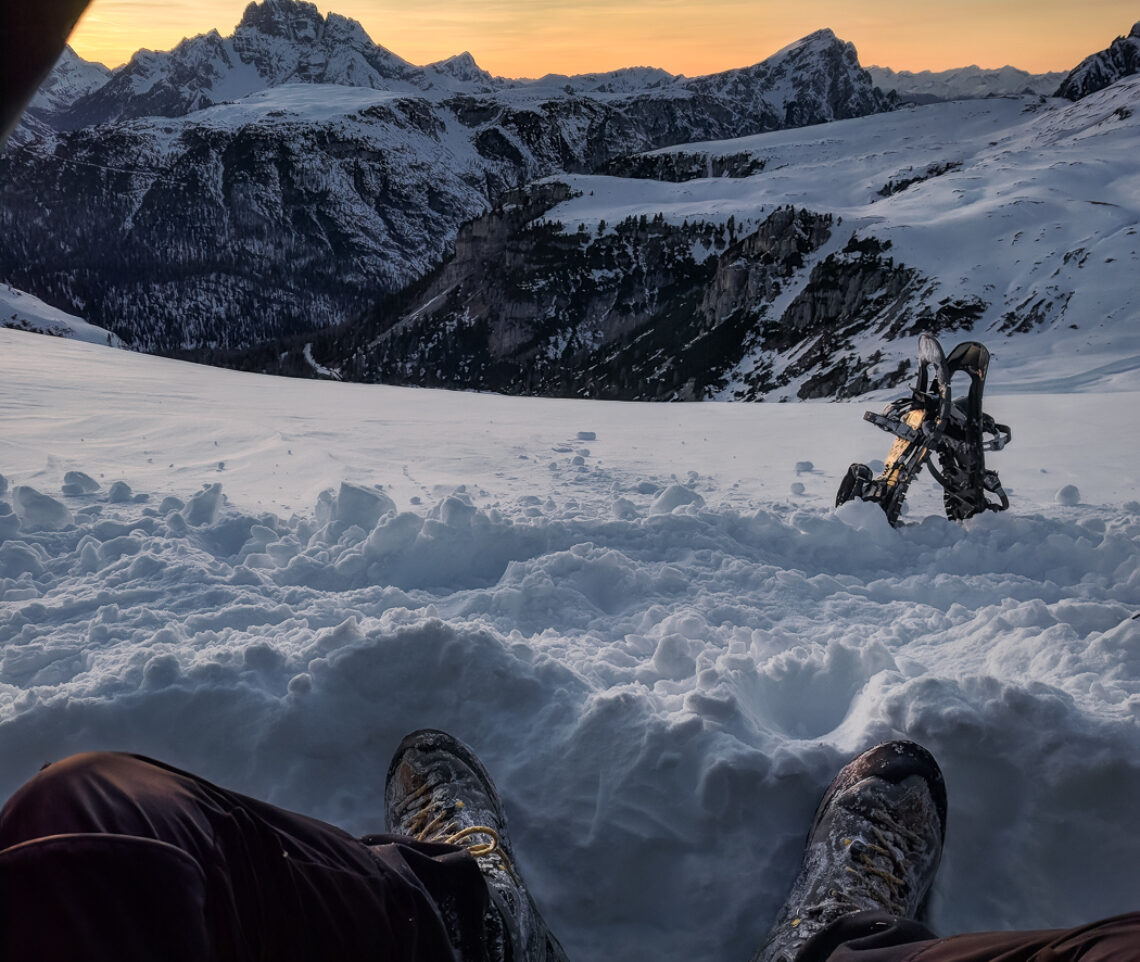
xmin=1 ymin=329 xmax=1138 ymax=960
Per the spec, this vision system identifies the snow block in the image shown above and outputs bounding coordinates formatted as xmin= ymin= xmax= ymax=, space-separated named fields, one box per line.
xmin=184 ymin=483 xmax=224 ymax=526
xmin=334 ymin=482 xmax=395 ymax=530
xmin=108 ymin=481 xmax=133 ymax=503
xmin=12 ymin=486 xmax=73 ymax=531
xmin=364 ymin=512 xmax=424 ymax=560
xmin=0 ymin=503 xmax=19 ymax=541
xmin=0 ymin=473 xmax=8 ymax=496
xmin=0 ymin=540 xmax=43 ymax=577
xmin=1055 ymin=484 xmax=1080 ymax=506
xmin=61 ymin=471 xmax=100 ymax=495
xmin=612 ymin=497 xmax=640 ymax=520
xmin=650 ymin=484 xmax=705 ymax=515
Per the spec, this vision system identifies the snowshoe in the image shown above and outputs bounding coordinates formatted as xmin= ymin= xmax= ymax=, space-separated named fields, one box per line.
xmin=927 ymin=341 xmax=1012 ymax=520
xmin=836 ymin=334 xmax=1011 ymax=525
xmin=836 ymin=333 xmax=952 ymax=525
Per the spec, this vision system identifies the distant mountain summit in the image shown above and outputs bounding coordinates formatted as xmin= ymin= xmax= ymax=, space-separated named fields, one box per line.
xmin=867 ymin=65 xmax=1065 ymax=102
xmin=1055 ymin=22 xmax=1140 ymax=99
xmin=59 ymin=0 xmax=498 ymax=128
xmin=26 ymin=47 xmax=111 ymax=118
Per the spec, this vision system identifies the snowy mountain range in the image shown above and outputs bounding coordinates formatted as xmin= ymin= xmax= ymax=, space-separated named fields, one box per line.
xmin=0 ymin=0 xmax=893 ymax=355
xmin=2 ymin=4 xmax=1138 ymax=400
xmin=269 ymin=75 xmax=1140 ymax=400
xmin=865 ymin=65 xmax=1065 ymax=103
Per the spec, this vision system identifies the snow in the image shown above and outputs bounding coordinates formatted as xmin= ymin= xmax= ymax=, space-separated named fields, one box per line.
xmin=1 ymin=327 xmax=1139 ymax=959
xmin=0 ymin=284 xmax=124 ymax=347
xmin=193 ymin=81 xmax=410 ymax=124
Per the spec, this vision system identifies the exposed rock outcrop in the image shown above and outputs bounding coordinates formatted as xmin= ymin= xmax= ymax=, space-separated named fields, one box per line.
xmin=1055 ymin=23 xmax=1140 ymax=100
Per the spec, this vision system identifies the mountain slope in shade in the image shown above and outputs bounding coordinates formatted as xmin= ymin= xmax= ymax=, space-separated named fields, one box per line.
xmin=1055 ymin=22 xmax=1140 ymax=99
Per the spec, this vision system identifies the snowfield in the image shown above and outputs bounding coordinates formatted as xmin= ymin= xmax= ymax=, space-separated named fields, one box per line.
xmin=1 ymin=328 xmax=1139 ymax=960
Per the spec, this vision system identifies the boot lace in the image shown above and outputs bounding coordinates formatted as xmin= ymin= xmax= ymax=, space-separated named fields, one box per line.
xmin=841 ymin=811 xmax=926 ymax=910
xmin=792 ymin=810 xmax=927 ymax=931
xmin=392 ymin=779 xmax=516 ymax=878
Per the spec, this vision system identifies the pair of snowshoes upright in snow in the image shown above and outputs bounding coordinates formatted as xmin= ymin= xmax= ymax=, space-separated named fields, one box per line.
xmin=836 ymin=333 xmax=1012 ymax=526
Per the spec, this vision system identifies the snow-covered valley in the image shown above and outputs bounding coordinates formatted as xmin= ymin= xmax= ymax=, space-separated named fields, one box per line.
xmin=1 ymin=329 xmax=1138 ymax=960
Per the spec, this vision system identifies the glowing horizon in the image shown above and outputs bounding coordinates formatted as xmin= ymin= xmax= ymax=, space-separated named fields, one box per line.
xmin=67 ymin=0 xmax=1137 ymax=79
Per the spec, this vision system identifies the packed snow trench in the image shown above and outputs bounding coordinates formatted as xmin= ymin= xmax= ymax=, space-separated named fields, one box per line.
xmin=1 ymin=330 xmax=1139 ymax=961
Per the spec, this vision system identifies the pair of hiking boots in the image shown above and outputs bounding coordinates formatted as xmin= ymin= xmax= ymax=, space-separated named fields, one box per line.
xmin=381 ymin=731 xmax=946 ymax=962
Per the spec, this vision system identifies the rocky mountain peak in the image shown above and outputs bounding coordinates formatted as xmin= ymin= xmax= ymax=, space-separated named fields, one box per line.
xmin=1055 ymin=22 xmax=1140 ymax=99
xmin=430 ymin=51 xmax=493 ymax=84
xmin=772 ymin=28 xmax=841 ymax=56
xmin=237 ymin=0 xmax=325 ymax=41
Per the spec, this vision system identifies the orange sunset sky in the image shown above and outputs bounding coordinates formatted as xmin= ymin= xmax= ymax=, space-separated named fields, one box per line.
xmin=68 ymin=0 xmax=1139 ymax=78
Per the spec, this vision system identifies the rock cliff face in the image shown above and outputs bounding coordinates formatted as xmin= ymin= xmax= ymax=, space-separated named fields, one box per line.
xmin=1055 ymin=23 xmax=1140 ymax=99
xmin=288 ymin=193 xmax=837 ymax=400
xmin=1 ymin=1 xmax=895 ymax=354
xmin=271 ymin=190 xmax=988 ymax=401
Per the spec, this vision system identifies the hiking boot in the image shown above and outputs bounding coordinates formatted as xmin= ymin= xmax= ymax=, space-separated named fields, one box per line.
xmin=752 ymin=740 xmax=947 ymax=962
xmin=384 ymin=729 xmax=569 ymax=962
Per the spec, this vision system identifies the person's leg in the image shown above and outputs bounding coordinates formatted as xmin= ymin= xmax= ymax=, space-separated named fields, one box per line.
xmin=0 ymin=830 xmax=213 ymax=961
xmin=0 ymin=751 xmax=492 ymax=962
xmin=808 ymin=909 xmax=1140 ymax=962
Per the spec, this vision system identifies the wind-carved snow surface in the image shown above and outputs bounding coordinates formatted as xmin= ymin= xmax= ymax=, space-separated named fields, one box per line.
xmin=1 ymin=330 xmax=1139 ymax=961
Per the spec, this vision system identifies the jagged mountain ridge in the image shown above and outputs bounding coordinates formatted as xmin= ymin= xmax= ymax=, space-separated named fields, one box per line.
xmin=1 ymin=2 xmax=894 ymax=353
xmin=272 ymin=73 xmax=1140 ymax=401
xmin=1055 ymin=22 xmax=1140 ymax=99
xmin=57 ymin=0 xmax=497 ymax=129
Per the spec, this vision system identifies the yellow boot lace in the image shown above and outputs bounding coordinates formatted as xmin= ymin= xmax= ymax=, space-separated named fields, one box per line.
xmin=395 ymin=780 xmax=516 ymax=878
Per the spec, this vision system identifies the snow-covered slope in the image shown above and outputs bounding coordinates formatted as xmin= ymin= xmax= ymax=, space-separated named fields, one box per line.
xmin=1 ymin=328 xmax=1138 ymax=961
xmin=26 ymin=46 xmax=111 ymax=119
xmin=866 ymin=64 xmax=1065 ymax=102
xmin=0 ymin=284 xmax=123 ymax=346
xmin=303 ymin=77 xmax=1140 ymax=400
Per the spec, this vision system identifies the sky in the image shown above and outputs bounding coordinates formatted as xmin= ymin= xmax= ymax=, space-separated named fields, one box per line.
xmin=68 ymin=0 xmax=1137 ymax=78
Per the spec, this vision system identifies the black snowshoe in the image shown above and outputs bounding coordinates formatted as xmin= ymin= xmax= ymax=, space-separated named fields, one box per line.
xmin=836 ymin=334 xmax=1011 ymax=526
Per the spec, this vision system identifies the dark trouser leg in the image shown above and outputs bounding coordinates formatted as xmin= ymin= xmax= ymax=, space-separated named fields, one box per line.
xmin=0 ymin=751 xmax=492 ymax=962
xmin=801 ymin=909 xmax=1140 ymax=962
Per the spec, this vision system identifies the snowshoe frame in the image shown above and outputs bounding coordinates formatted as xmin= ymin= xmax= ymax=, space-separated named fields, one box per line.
xmin=837 ymin=334 xmax=1011 ymax=526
